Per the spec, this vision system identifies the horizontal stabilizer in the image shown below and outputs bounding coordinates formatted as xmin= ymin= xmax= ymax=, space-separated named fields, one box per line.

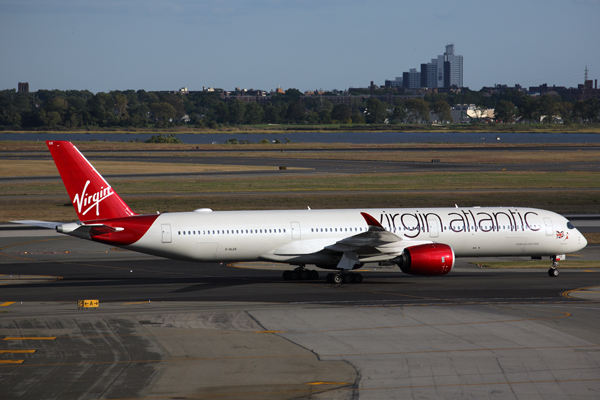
xmin=56 ymin=222 xmax=123 ymax=238
xmin=11 ymin=220 xmax=62 ymax=229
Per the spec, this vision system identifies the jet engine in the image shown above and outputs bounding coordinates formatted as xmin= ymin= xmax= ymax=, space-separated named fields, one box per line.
xmin=394 ymin=243 xmax=454 ymax=276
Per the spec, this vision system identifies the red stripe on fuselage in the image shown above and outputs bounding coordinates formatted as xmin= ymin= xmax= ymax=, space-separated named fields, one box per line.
xmin=88 ymin=214 xmax=159 ymax=246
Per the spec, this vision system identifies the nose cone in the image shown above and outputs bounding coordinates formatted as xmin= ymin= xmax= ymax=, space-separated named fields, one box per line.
xmin=580 ymin=232 xmax=588 ymax=249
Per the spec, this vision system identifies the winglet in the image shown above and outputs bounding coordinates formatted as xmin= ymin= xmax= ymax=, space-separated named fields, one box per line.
xmin=361 ymin=212 xmax=384 ymax=229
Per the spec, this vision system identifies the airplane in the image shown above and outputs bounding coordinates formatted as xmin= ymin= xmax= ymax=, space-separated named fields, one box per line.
xmin=15 ymin=141 xmax=587 ymax=283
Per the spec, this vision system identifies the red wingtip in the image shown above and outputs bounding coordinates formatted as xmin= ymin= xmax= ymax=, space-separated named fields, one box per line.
xmin=361 ymin=212 xmax=384 ymax=229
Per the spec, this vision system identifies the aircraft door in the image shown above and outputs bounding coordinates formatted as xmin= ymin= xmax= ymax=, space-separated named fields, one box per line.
xmin=161 ymin=224 xmax=172 ymax=243
xmin=291 ymin=222 xmax=301 ymax=239
xmin=429 ymin=220 xmax=439 ymax=238
xmin=544 ymin=218 xmax=553 ymax=236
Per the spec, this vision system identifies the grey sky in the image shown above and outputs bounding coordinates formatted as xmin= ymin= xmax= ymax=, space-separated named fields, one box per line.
xmin=1 ymin=0 xmax=599 ymax=93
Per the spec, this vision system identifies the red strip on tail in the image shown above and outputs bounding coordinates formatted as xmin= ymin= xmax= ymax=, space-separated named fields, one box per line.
xmin=47 ymin=141 xmax=137 ymax=222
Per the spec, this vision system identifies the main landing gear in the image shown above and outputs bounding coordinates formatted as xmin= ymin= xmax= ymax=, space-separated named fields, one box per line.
xmin=548 ymin=257 xmax=560 ymax=277
xmin=282 ymin=266 xmax=364 ymax=283
xmin=282 ymin=266 xmax=319 ymax=281
xmin=326 ymin=272 xmax=363 ymax=284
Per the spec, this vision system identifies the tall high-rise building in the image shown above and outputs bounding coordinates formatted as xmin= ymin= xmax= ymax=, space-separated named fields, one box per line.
xmin=402 ymin=68 xmax=421 ymax=89
xmin=443 ymin=44 xmax=463 ymax=88
xmin=396 ymin=45 xmax=463 ymax=89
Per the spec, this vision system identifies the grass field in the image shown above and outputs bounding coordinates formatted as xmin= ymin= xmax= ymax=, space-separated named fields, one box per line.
xmin=0 ymin=160 xmax=299 ymax=177
xmin=2 ymin=170 xmax=600 ymax=196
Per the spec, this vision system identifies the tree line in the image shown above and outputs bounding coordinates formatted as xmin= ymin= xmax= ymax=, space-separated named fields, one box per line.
xmin=0 ymin=87 xmax=598 ymax=129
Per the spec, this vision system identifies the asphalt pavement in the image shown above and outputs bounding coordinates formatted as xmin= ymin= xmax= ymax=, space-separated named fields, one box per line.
xmin=0 ymin=233 xmax=599 ymax=399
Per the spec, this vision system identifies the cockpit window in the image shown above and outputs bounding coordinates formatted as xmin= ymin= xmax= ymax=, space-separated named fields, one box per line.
xmin=567 ymin=221 xmax=575 ymax=230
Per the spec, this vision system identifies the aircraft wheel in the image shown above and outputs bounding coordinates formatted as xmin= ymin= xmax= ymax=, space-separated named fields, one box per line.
xmin=300 ymin=270 xmax=309 ymax=280
xmin=309 ymin=270 xmax=319 ymax=280
xmin=353 ymin=273 xmax=363 ymax=283
xmin=289 ymin=271 xmax=299 ymax=280
xmin=333 ymin=274 xmax=343 ymax=284
xmin=342 ymin=274 xmax=353 ymax=284
xmin=326 ymin=273 xmax=335 ymax=283
xmin=548 ymin=268 xmax=559 ymax=277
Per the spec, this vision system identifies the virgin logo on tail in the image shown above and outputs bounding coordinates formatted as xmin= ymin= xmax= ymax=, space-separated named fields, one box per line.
xmin=73 ymin=180 xmax=115 ymax=217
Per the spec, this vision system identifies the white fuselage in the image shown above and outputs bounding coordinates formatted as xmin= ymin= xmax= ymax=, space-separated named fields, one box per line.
xmin=122 ymin=207 xmax=587 ymax=265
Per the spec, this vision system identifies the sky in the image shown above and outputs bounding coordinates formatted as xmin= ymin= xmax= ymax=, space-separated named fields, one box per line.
xmin=1 ymin=0 xmax=599 ymax=93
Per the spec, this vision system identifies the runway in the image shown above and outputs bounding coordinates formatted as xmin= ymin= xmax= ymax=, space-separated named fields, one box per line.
xmin=1 ymin=233 xmax=600 ymax=399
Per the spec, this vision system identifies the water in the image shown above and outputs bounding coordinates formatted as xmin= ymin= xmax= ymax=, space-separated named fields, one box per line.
xmin=1 ymin=131 xmax=599 ymax=144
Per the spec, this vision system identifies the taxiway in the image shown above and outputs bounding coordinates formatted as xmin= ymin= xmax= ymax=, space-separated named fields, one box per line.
xmin=0 ymin=233 xmax=599 ymax=399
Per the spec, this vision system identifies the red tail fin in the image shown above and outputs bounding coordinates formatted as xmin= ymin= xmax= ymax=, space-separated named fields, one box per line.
xmin=47 ymin=141 xmax=136 ymax=222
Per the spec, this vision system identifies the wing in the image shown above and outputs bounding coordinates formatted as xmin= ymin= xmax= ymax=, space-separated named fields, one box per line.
xmin=322 ymin=212 xmax=431 ymax=268
xmin=270 ymin=212 xmax=431 ymax=270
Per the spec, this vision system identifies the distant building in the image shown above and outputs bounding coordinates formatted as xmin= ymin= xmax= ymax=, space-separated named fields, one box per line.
xmin=18 ymin=82 xmax=29 ymax=93
xmin=304 ymin=90 xmax=325 ymax=96
xmin=528 ymin=83 xmax=566 ymax=96
xmin=402 ymin=69 xmax=421 ymax=89
xmin=389 ymin=44 xmax=463 ymax=89
xmin=443 ymin=44 xmax=463 ymax=88
xmin=564 ymin=80 xmax=600 ymax=101
xmin=384 ymin=77 xmax=403 ymax=88
xmin=451 ymin=104 xmax=494 ymax=123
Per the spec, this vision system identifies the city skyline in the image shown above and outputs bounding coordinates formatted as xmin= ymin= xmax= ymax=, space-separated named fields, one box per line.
xmin=1 ymin=0 xmax=599 ymax=93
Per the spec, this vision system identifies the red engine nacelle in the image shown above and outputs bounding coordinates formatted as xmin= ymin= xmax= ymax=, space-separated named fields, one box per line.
xmin=396 ymin=243 xmax=455 ymax=276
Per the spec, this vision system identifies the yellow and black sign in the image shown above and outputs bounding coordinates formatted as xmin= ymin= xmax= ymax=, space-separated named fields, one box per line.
xmin=78 ymin=300 xmax=99 ymax=309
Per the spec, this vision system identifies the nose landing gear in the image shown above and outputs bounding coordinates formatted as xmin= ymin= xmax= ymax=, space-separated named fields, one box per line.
xmin=548 ymin=256 xmax=560 ymax=277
